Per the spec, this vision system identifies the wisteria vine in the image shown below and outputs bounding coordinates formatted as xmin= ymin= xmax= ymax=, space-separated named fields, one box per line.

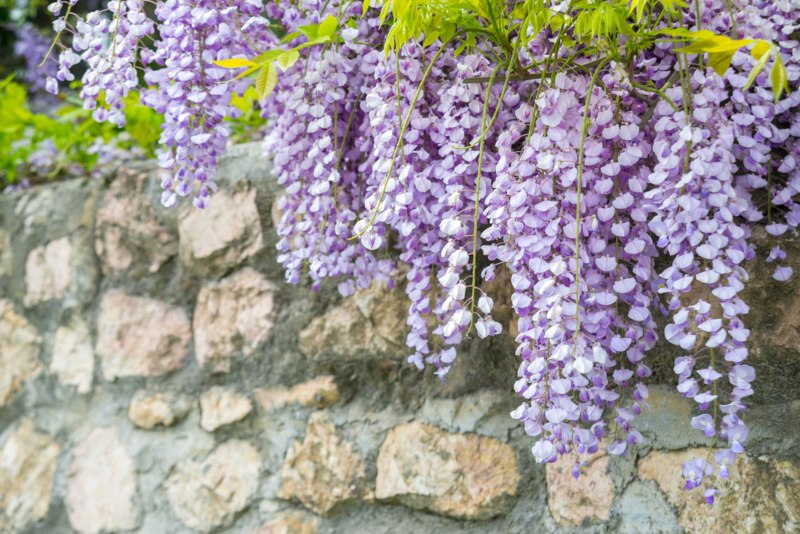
xmin=45 ymin=0 xmax=800 ymax=505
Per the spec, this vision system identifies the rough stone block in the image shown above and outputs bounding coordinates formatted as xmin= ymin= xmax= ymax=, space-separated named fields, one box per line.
xmin=66 ymin=427 xmax=139 ymax=534
xmin=193 ymin=268 xmax=276 ymax=373
xmin=545 ymin=452 xmax=614 ymax=526
xmin=298 ymin=282 xmax=408 ymax=361
xmin=0 ymin=300 xmax=42 ymax=407
xmin=0 ymin=419 xmax=60 ymax=530
xmin=258 ymin=511 xmax=319 ymax=534
xmin=254 ymin=375 xmax=339 ymax=412
xmin=128 ymin=390 xmax=191 ymax=430
xmin=0 ymin=229 xmax=11 ymax=279
xmin=50 ymin=320 xmax=94 ymax=394
xmin=23 ymin=237 xmax=73 ymax=307
xmin=96 ymin=290 xmax=191 ymax=380
xmin=94 ymin=168 xmax=177 ymax=277
xmin=178 ymin=188 xmax=263 ymax=276
xmin=638 ymin=448 xmax=800 ymax=533
xmin=165 ymin=440 xmax=262 ymax=532
xmin=375 ymin=422 xmax=519 ymax=519
xmin=199 ymin=386 xmax=253 ymax=432
xmin=278 ymin=413 xmax=370 ymax=515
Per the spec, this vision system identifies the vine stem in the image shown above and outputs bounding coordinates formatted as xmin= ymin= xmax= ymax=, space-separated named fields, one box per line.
xmin=464 ymin=58 xmax=603 ymax=84
xmin=350 ymin=41 xmax=449 ymax=240
xmin=767 ymin=156 xmax=772 ymax=223
xmin=109 ymin=0 xmax=126 ymax=59
xmin=40 ymin=2 xmax=74 ymax=67
xmin=467 ymin=45 xmax=519 ymax=334
xmin=574 ymin=58 xmax=612 ymax=349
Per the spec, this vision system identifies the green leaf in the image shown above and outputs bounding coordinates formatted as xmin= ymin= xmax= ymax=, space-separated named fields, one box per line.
xmin=703 ymin=37 xmax=754 ymax=54
xmin=751 ymin=40 xmax=770 ymax=60
xmin=212 ymin=58 xmax=257 ymax=69
xmin=298 ymin=23 xmax=319 ymax=40
xmin=660 ymin=28 xmax=714 ymax=39
xmin=743 ymin=49 xmax=770 ymax=91
xmin=362 ymin=0 xmax=371 ymax=17
xmin=771 ymin=54 xmax=790 ymax=102
xmin=318 ymin=14 xmax=338 ymax=39
xmin=422 ymin=30 xmax=440 ymax=47
xmin=296 ymin=35 xmax=332 ymax=50
xmin=255 ymin=63 xmax=279 ymax=101
xmin=275 ymin=49 xmax=300 ymax=71
xmin=707 ymin=51 xmax=735 ymax=76
xmin=230 ymin=65 xmax=260 ymax=81
xmin=280 ymin=31 xmax=301 ymax=44
xmin=628 ymin=0 xmax=647 ymax=22
xmin=253 ymin=50 xmax=284 ymax=64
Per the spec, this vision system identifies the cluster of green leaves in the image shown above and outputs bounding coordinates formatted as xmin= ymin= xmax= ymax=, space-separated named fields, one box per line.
xmin=365 ymin=0 xmax=790 ymax=101
xmin=369 ymin=0 xmax=518 ymax=56
xmin=666 ymin=29 xmax=790 ymax=100
xmin=0 ymin=77 xmax=162 ymax=186
xmin=214 ymin=14 xmax=339 ymax=101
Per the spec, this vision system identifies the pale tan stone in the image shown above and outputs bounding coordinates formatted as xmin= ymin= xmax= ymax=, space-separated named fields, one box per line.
xmin=199 ymin=387 xmax=253 ymax=432
xmin=95 ymin=169 xmax=177 ymax=276
xmin=128 ymin=390 xmax=190 ymax=430
xmin=66 ymin=427 xmax=139 ymax=534
xmin=0 ymin=419 xmax=60 ymax=530
xmin=96 ymin=290 xmax=191 ymax=380
xmin=0 ymin=300 xmax=42 ymax=407
xmin=375 ymin=422 xmax=519 ymax=519
xmin=24 ymin=237 xmax=73 ymax=306
xmin=270 ymin=196 xmax=284 ymax=228
xmin=638 ymin=449 xmax=800 ymax=533
xmin=546 ymin=452 xmax=613 ymax=526
xmin=258 ymin=511 xmax=319 ymax=534
xmin=278 ymin=413 xmax=370 ymax=515
xmin=298 ymin=282 xmax=408 ymax=361
xmin=193 ymin=268 xmax=276 ymax=373
xmin=165 ymin=440 xmax=262 ymax=532
xmin=178 ymin=188 xmax=263 ymax=275
xmin=0 ymin=229 xmax=11 ymax=277
xmin=254 ymin=376 xmax=339 ymax=412
xmin=50 ymin=320 xmax=94 ymax=394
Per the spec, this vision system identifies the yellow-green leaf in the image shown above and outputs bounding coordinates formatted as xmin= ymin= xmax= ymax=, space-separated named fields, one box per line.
xmin=674 ymin=41 xmax=710 ymax=54
xmin=230 ymin=65 xmax=259 ymax=81
xmin=422 ymin=30 xmax=440 ymax=48
xmin=280 ymin=31 xmax=301 ymax=44
xmin=661 ymin=28 xmax=714 ymax=39
xmin=743 ymin=49 xmax=770 ymax=91
xmin=212 ymin=58 xmax=257 ymax=69
xmin=703 ymin=37 xmax=754 ymax=54
xmin=298 ymin=23 xmax=318 ymax=40
xmin=628 ymin=0 xmax=647 ymax=22
xmin=318 ymin=14 xmax=338 ymax=39
xmin=253 ymin=50 xmax=283 ymax=64
xmin=255 ymin=63 xmax=279 ymax=101
xmin=275 ymin=49 xmax=300 ymax=71
xmin=362 ymin=0 xmax=370 ymax=17
xmin=771 ymin=55 xmax=790 ymax=102
xmin=296 ymin=35 xmax=331 ymax=49
xmin=751 ymin=40 xmax=770 ymax=60
xmin=707 ymin=51 xmax=735 ymax=76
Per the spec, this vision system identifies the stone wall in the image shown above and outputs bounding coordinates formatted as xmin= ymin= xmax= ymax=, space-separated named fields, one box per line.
xmin=0 ymin=144 xmax=798 ymax=534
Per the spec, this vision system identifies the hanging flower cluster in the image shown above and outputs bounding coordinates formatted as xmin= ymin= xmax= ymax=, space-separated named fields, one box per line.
xmin=46 ymin=0 xmax=799 ymax=504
